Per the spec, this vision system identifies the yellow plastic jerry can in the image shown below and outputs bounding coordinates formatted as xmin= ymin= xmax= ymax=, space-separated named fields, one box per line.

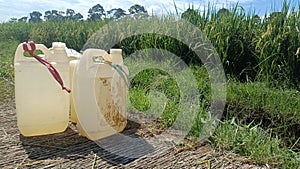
xmin=14 ymin=42 xmax=70 ymax=136
xmin=72 ymin=49 xmax=128 ymax=140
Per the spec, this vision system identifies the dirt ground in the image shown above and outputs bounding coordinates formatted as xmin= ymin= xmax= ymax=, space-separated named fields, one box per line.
xmin=0 ymin=100 xmax=270 ymax=169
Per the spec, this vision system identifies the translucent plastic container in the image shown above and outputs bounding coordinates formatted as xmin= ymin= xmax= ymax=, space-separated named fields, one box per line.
xmin=69 ymin=59 xmax=79 ymax=123
xmin=73 ymin=49 xmax=128 ymax=140
xmin=14 ymin=42 xmax=70 ymax=136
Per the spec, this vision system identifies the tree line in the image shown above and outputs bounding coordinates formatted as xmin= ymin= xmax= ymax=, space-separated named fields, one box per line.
xmin=9 ymin=4 xmax=148 ymax=22
xmin=9 ymin=4 xmax=266 ymax=24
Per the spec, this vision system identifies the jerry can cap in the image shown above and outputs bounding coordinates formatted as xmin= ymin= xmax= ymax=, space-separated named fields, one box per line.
xmin=52 ymin=42 xmax=66 ymax=49
xmin=110 ymin=49 xmax=122 ymax=54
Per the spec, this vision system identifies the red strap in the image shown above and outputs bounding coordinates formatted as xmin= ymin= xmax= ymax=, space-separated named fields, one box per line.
xmin=23 ymin=41 xmax=71 ymax=93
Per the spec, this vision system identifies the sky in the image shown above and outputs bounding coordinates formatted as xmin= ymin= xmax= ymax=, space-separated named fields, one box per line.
xmin=0 ymin=0 xmax=298 ymax=22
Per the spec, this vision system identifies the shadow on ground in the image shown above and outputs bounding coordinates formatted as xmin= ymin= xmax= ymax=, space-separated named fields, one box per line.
xmin=19 ymin=120 xmax=155 ymax=165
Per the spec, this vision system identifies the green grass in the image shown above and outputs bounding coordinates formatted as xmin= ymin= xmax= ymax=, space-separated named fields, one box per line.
xmin=125 ymin=57 xmax=300 ymax=168
xmin=182 ymin=1 xmax=300 ymax=88
xmin=0 ymin=40 xmax=18 ymax=101
xmin=211 ymin=119 xmax=300 ymax=168
xmin=226 ymin=81 xmax=300 ymax=147
xmin=0 ymin=20 xmax=108 ymax=51
xmin=1 ymin=2 xmax=299 ymax=88
xmin=125 ymin=53 xmax=202 ymax=129
xmin=0 ymin=1 xmax=299 ymax=168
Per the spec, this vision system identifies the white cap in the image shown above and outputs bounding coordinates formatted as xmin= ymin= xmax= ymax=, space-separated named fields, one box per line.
xmin=52 ymin=42 xmax=66 ymax=49
xmin=110 ymin=49 xmax=122 ymax=54
xmin=110 ymin=49 xmax=123 ymax=64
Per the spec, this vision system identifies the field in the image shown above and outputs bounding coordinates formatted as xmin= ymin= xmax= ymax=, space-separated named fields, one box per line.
xmin=0 ymin=2 xmax=300 ymax=168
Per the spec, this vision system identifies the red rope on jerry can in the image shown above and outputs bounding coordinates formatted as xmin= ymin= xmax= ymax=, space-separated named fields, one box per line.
xmin=22 ymin=41 xmax=71 ymax=93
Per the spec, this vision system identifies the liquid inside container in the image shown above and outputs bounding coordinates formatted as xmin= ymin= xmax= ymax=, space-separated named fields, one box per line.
xmin=69 ymin=59 xmax=79 ymax=123
xmin=14 ymin=42 xmax=70 ymax=136
xmin=73 ymin=49 xmax=128 ymax=140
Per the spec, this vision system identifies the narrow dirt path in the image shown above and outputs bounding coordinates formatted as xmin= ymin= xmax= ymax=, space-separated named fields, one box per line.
xmin=0 ymin=102 xmax=268 ymax=169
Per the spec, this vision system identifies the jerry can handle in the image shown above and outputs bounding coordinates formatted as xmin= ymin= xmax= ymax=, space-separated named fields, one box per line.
xmin=82 ymin=49 xmax=109 ymax=69
xmin=22 ymin=41 xmax=71 ymax=93
xmin=15 ymin=42 xmax=53 ymax=62
xmin=81 ymin=49 xmax=128 ymax=86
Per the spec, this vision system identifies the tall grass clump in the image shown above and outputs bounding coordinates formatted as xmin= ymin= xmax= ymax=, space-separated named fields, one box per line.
xmin=28 ymin=20 xmax=108 ymax=51
xmin=182 ymin=4 xmax=260 ymax=81
xmin=181 ymin=1 xmax=300 ymax=88
xmin=0 ymin=20 xmax=108 ymax=51
xmin=0 ymin=1 xmax=299 ymax=88
xmin=255 ymin=1 xmax=300 ymax=88
xmin=0 ymin=22 xmax=32 ymax=42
